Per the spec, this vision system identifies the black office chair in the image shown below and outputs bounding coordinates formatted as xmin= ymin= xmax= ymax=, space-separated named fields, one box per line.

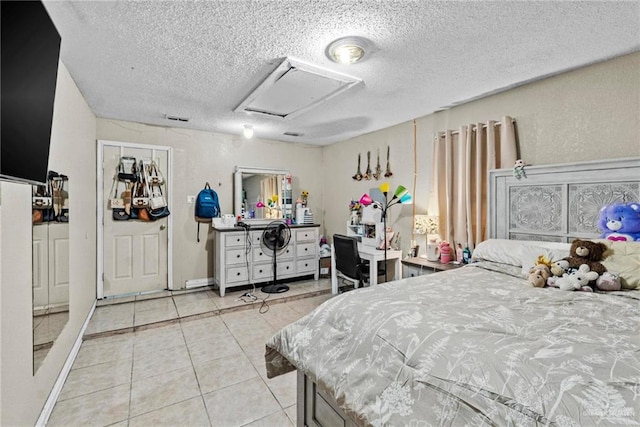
xmin=333 ymin=234 xmax=385 ymax=290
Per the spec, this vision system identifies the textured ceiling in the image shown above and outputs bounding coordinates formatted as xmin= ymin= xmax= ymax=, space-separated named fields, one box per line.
xmin=43 ymin=1 xmax=640 ymax=145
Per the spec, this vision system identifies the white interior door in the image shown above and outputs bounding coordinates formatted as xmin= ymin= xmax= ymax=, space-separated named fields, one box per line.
xmin=101 ymin=144 xmax=169 ymax=297
xmin=32 ymin=224 xmax=49 ymax=309
xmin=47 ymin=222 xmax=70 ymax=306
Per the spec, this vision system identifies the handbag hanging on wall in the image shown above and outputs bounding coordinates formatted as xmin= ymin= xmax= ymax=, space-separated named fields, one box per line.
xmin=117 ymin=156 xmax=138 ymax=182
xmin=141 ymin=159 xmax=170 ymax=220
xmin=108 ymin=173 xmax=129 ymax=221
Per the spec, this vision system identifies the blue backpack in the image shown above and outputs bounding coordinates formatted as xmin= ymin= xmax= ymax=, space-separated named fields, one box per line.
xmin=195 ymin=182 xmax=220 ymax=241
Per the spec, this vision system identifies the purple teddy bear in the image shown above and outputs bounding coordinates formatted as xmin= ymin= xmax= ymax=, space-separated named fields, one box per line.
xmin=598 ymin=202 xmax=640 ymax=241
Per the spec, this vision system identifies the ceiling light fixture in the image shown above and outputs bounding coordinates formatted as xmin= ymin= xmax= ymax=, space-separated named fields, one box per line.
xmin=326 ymin=36 xmax=371 ymax=64
xmin=243 ymin=124 xmax=254 ymax=139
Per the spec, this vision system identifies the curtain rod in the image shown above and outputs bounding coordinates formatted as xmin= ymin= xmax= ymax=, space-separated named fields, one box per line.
xmin=438 ymin=118 xmax=515 ymax=136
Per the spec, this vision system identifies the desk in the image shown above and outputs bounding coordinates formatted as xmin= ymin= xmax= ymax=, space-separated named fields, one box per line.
xmin=331 ymin=243 xmax=403 ymax=295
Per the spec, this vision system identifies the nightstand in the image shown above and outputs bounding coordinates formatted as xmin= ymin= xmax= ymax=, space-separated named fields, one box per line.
xmin=401 ymin=257 xmax=463 ymax=278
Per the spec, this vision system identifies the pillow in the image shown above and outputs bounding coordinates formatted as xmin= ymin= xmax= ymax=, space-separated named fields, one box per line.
xmin=472 ymin=239 xmax=571 ymax=270
xmin=596 ymin=240 xmax=640 ymax=290
xmin=472 ymin=239 xmax=524 ymax=266
xmin=519 ymin=244 xmax=571 ymax=276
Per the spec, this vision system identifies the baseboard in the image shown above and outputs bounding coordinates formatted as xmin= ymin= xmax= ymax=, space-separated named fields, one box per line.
xmin=36 ymin=300 xmax=96 ymax=427
xmin=185 ymin=277 xmax=215 ymax=289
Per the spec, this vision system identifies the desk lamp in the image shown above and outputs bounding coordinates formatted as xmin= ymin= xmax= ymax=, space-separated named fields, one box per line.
xmin=359 ymin=182 xmax=412 ymax=282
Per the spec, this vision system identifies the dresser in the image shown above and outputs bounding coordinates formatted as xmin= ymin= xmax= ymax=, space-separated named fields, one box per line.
xmin=213 ymin=224 xmax=320 ymax=296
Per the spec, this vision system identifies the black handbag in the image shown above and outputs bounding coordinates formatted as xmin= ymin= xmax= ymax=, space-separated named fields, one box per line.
xmin=117 ymin=156 xmax=138 ymax=182
xmin=148 ymin=206 xmax=170 ymax=219
xmin=113 ymin=208 xmax=129 ymax=221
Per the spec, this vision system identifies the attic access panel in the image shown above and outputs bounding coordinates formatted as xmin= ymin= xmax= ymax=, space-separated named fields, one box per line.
xmin=234 ymin=57 xmax=362 ymax=120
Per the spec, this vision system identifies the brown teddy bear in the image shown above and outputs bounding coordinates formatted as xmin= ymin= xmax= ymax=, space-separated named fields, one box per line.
xmin=563 ymin=239 xmax=607 ymax=275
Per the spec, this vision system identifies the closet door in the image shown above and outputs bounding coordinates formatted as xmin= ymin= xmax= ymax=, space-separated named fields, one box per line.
xmin=101 ymin=144 xmax=169 ymax=297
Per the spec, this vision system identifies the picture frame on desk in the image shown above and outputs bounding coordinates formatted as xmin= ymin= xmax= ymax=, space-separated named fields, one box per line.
xmin=362 ymin=222 xmax=382 ymax=247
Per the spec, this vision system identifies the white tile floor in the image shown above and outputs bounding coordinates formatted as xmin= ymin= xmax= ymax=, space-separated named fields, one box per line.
xmin=47 ymin=280 xmax=332 ymax=426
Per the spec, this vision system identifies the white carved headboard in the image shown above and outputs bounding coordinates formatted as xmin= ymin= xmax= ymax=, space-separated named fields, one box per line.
xmin=489 ymin=157 xmax=640 ymax=242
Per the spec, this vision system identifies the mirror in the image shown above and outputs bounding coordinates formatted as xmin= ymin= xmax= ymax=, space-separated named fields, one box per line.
xmin=32 ymin=174 xmax=70 ymax=373
xmin=234 ymin=166 xmax=291 ymax=221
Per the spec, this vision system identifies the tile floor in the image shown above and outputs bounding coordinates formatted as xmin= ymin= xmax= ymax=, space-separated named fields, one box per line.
xmin=47 ymin=279 xmax=333 ymax=426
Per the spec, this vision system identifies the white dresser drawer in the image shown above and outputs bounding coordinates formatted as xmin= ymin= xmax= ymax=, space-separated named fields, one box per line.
xmin=296 ymin=259 xmax=316 ymax=274
xmin=250 ymin=230 xmax=263 ymax=246
xmin=277 ymin=260 xmax=295 ymax=276
xmin=296 ymin=242 xmax=316 ymax=258
xmin=295 ymin=229 xmax=316 ymax=242
xmin=226 ymin=248 xmax=247 ymax=265
xmin=254 ymin=246 xmax=293 ymax=262
xmin=226 ymin=266 xmax=249 ymax=283
xmin=225 ymin=233 xmax=246 ymax=247
xmin=253 ymin=263 xmax=272 ymax=280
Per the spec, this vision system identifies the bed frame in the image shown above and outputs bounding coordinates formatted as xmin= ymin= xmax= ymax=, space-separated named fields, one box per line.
xmin=489 ymin=157 xmax=640 ymax=241
xmin=296 ymin=157 xmax=640 ymax=427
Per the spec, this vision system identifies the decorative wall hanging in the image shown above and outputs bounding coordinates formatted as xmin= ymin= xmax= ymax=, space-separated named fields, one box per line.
xmin=384 ymin=146 xmax=393 ymax=177
xmin=373 ymin=148 xmax=381 ymax=180
xmin=364 ymin=151 xmax=372 ymax=180
xmin=352 ymin=153 xmax=363 ymax=181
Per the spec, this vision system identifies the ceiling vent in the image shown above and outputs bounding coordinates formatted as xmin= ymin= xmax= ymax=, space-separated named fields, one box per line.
xmin=165 ymin=114 xmax=189 ymax=122
xmin=234 ymin=57 xmax=362 ymax=120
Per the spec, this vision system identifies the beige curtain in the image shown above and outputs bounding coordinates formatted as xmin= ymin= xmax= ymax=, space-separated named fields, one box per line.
xmin=431 ymin=116 xmax=517 ymax=250
xmin=261 ymin=176 xmax=282 ymax=218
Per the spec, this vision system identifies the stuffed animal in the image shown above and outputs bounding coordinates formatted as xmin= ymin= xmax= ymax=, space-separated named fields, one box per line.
xmin=598 ymin=202 xmax=640 ymax=241
xmin=550 ymin=259 xmax=569 ymax=277
xmin=555 ymin=264 xmax=599 ymax=291
xmin=528 ymin=264 xmax=551 ymax=288
xmin=513 ymin=159 xmax=526 ymax=180
xmin=595 ymin=271 xmax=621 ymax=292
xmin=547 ymin=260 xmax=569 ymax=287
xmin=563 ymin=239 xmax=607 ymax=275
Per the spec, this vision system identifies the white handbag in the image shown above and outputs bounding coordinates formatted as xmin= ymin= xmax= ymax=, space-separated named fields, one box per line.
xmin=132 ymin=180 xmax=150 ymax=207
xmin=142 ymin=160 xmax=167 ymax=209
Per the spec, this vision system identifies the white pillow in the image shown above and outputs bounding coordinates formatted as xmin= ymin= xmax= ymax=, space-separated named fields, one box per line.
xmin=472 ymin=239 xmax=571 ymax=273
xmin=472 ymin=239 xmax=524 ymax=266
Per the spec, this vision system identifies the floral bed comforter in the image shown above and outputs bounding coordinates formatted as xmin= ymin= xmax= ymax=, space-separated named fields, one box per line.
xmin=266 ymin=262 xmax=640 ymax=426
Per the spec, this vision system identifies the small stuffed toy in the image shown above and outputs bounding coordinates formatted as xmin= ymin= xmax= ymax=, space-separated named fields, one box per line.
xmin=550 ymin=259 xmax=569 ymax=277
xmin=513 ymin=159 xmax=527 ymax=180
xmin=547 ymin=260 xmax=569 ymax=287
xmin=555 ymin=264 xmax=599 ymax=291
xmin=528 ymin=264 xmax=550 ymax=288
xmin=595 ymin=271 xmax=621 ymax=292
xmin=563 ymin=239 xmax=607 ymax=275
xmin=598 ymin=202 xmax=640 ymax=241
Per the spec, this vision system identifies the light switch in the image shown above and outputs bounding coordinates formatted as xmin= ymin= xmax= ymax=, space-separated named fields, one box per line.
xmin=187 ymin=195 xmax=196 ymax=204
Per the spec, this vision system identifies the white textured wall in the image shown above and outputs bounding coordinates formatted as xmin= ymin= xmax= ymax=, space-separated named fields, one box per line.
xmin=0 ymin=63 xmax=97 ymax=425
xmin=323 ymin=52 xmax=640 ymax=257
xmin=96 ymin=120 xmax=325 ymax=287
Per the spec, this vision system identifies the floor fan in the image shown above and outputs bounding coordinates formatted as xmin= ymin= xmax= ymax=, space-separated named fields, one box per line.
xmin=261 ymin=220 xmax=292 ymax=293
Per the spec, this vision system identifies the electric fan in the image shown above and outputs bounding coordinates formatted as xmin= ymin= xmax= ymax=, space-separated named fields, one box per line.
xmin=260 ymin=220 xmax=292 ymax=293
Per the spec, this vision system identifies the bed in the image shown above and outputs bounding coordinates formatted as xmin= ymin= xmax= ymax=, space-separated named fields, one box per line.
xmin=265 ymin=158 xmax=640 ymax=426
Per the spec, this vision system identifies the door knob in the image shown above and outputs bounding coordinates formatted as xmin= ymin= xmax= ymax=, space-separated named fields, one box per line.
xmin=160 ymin=224 xmax=166 ymax=230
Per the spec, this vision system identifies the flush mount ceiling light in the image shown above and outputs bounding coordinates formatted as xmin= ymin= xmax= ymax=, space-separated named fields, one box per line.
xmin=243 ymin=124 xmax=254 ymax=139
xmin=326 ymin=36 xmax=371 ymax=64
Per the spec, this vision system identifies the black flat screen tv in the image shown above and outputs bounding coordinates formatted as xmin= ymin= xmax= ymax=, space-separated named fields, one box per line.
xmin=1 ymin=0 xmax=61 ymax=185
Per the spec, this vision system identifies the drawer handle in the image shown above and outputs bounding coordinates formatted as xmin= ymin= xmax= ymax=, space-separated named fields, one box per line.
xmin=259 ymin=269 xmax=263 ymax=273
xmin=305 ymin=263 xmax=308 ymax=267
xmin=286 ymin=266 xmax=290 ymax=270
xmin=236 ymin=272 xmax=241 ymax=276
xmin=259 ymin=252 xmax=263 ymax=256
xmin=304 ymin=248 xmax=308 ymax=252
xmin=237 ymin=254 xmax=241 ymax=258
